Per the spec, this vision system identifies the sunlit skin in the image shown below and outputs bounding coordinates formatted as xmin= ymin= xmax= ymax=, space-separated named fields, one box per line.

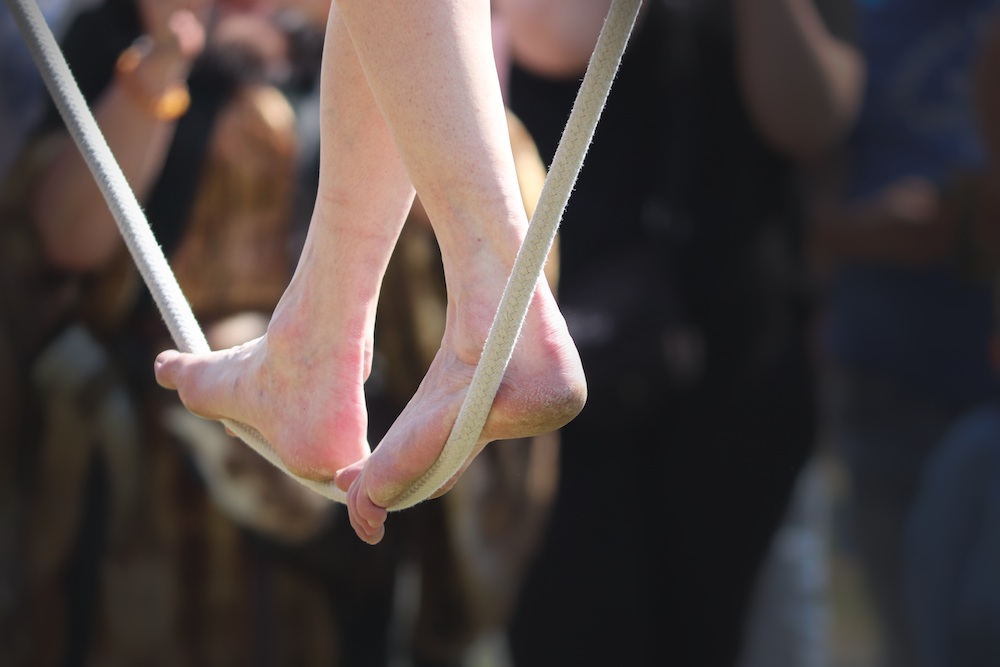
xmin=154 ymin=0 xmax=586 ymax=544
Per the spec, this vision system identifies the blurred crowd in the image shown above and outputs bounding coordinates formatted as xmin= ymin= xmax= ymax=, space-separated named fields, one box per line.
xmin=1 ymin=0 xmax=999 ymax=666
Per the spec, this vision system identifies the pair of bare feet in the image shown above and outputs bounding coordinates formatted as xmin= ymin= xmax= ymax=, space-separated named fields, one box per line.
xmin=154 ymin=229 xmax=585 ymax=544
xmin=154 ymin=0 xmax=586 ymax=544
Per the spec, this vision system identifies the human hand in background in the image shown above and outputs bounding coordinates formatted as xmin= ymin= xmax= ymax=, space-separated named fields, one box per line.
xmin=136 ymin=0 xmax=212 ymax=65
xmin=866 ymin=176 xmax=954 ymax=266
xmin=810 ymin=175 xmax=956 ymax=270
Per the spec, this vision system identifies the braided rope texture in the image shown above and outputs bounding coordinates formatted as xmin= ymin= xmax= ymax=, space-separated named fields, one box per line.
xmin=8 ymin=0 xmax=640 ymax=511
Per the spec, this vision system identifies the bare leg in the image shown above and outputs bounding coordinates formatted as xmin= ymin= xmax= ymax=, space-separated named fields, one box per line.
xmin=331 ymin=0 xmax=585 ymax=543
xmin=155 ymin=7 xmax=415 ymax=479
xmin=156 ymin=0 xmax=586 ymax=544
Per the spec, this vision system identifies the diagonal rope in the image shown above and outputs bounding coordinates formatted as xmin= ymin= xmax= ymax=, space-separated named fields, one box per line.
xmin=7 ymin=0 xmax=641 ymax=511
xmin=6 ymin=0 xmax=347 ymax=504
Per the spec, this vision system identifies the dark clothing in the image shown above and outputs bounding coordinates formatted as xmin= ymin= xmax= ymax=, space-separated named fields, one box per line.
xmin=507 ymin=2 xmax=818 ymax=665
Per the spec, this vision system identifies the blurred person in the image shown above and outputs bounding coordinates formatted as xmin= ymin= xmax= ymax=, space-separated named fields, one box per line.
xmin=151 ymin=0 xmax=588 ymax=546
xmin=809 ymin=1 xmax=1000 ymax=665
xmin=0 ymin=0 xmax=343 ymax=662
xmin=0 ymin=0 xmax=95 ymax=184
xmin=900 ymin=10 xmax=1000 ymax=667
xmin=737 ymin=455 xmax=834 ymax=667
xmin=491 ymin=0 xmax=863 ymax=665
xmin=904 ymin=338 xmax=1000 ymax=667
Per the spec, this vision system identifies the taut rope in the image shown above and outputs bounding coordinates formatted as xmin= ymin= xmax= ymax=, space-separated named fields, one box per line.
xmin=7 ymin=0 xmax=641 ymax=510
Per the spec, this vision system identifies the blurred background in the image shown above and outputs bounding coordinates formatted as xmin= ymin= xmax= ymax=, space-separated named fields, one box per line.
xmin=2 ymin=0 xmax=999 ymax=665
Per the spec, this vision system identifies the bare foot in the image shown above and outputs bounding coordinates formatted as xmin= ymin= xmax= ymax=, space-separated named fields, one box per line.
xmin=154 ymin=239 xmax=377 ymax=481
xmin=336 ymin=279 xmax=586 ymax=545
xmin=154 ymin=332 xmax=371 ymax=480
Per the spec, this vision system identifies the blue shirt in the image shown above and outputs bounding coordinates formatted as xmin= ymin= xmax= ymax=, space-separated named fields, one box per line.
xmin=828 ymin=0 xmax=1000 ymax=408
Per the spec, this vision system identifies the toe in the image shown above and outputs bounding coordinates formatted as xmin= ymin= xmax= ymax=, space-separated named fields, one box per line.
xmin=334 ymin=459 xmax=364 ymax=492
xmin=154 ymin=349 xmax=184 ymax=389
xmin=347 ymin=477 xmax=388 ymax=544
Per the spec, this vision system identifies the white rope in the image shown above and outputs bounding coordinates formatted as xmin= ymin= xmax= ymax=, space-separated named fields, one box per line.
xmin=7 ymin=0 xmax=641 ymax=511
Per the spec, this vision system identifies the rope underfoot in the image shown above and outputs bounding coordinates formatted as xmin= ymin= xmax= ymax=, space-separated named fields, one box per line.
xmin=388 ymin=0 xmax=642 ymax=510
xmin=8 ymin=0 xmax=641 ymax=511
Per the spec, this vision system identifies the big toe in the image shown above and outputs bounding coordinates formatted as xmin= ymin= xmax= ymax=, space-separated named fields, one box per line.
xmin=154 ymin=349 xmax=185 ymax=390
xmin=153 ymin=349 xmax=226 ymax=421
xmin=334 ymin=458 xmax=365 ymax=492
